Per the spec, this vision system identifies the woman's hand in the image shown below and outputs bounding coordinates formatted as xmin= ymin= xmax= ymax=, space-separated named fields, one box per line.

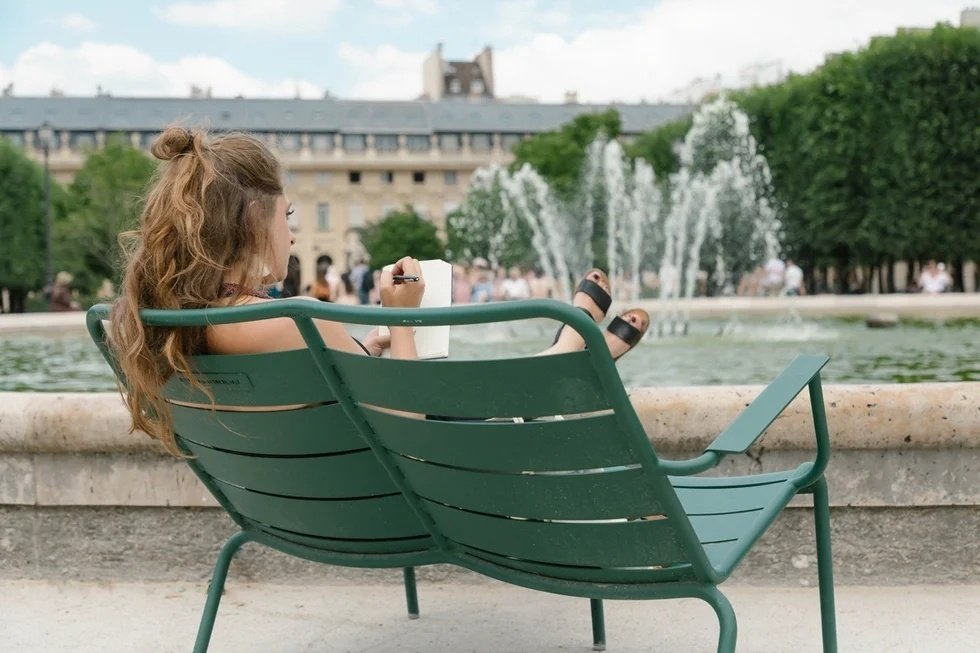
xmin=379 ymin=257 xmax=425 ymax=308
xmin=360 ymin=328 xmax=391 ymax=356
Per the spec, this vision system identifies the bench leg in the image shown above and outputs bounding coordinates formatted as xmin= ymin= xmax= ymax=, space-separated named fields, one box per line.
xmin=701 ymin=586 xmax=736 ymax=653
xmin=194 ymin=531 xmax=252 ymax=653
xmin=403 ymin=567 xmax=420 ymax=619
xmin=590 ymin=598 xmax=606 ymax=651
xmin=812 ymin=476 xmax=838 ymax=652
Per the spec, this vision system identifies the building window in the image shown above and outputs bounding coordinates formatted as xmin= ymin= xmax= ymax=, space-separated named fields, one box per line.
xmin=375 ymin=134 xmax=398 ymax=151
xmin=316 ymin=202 xmax=330 ymax=231
xmin=315 ymin=171 xmax=331 ymax=185
xmin=443 ymin=171 xmax=458 ymax=186
xmin=349 ymin=171 xmax=361 ymax=184
xmin=70 ymin=131 xmax=97 ymax=151
xmin=470 ymin=79 xmax=485 ymax=94
xmin=406 ymin=135 xmax=430 ymax=152
xmin=412 ymin=171 xmax=425 ymax=184
xmin=139 ymin=132 xmax=157 ymax=149
xmin=449 ymin=78 xmax=462 ymax=94
xmin=311 ymin=133 xmax=333 ymax=152
xmin=348 ymin=203 xmax=364 ymax=228
xmin=381 ymin=170 xmax=394 ymax=184
xmin=342 ymin=134 xmax=366 ymax=151
xmin=438 ymin=133 xmax=461 ymax=152
xmin=277 ymin=133 xmax=301 ymax=151
xmin=2 ymin=132 xmax=25 ymax=148
xmin=470 ymin=133 xmax=492 ymax=152
xmin=501 ymin=133 xmax=522 ymax=151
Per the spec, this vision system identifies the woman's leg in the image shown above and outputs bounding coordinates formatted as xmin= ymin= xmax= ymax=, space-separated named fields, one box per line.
xmin=539 ymin=270 xmax=611 ymax=356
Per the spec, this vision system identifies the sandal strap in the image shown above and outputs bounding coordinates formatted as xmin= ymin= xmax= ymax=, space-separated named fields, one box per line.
xmin=606 ymin=315 xmax=644 ymax=347
xmin=575 ymin=278 xmax=611 ymax=315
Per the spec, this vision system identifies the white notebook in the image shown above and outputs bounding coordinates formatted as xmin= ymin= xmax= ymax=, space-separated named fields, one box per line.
xmin=377 ymin=259 xmax=452 ymax=359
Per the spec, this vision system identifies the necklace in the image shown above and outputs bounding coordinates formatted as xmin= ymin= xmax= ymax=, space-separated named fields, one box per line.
xmin=219 ymin=283 xmax=272 ymax=299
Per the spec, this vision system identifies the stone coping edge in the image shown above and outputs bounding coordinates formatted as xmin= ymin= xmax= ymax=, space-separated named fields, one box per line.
xmin=1 ymin=383 xmax=977 ymax=454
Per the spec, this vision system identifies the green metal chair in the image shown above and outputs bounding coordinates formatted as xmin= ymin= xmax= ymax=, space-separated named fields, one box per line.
xmin=87 ymin=298 xmax=837 ymax=653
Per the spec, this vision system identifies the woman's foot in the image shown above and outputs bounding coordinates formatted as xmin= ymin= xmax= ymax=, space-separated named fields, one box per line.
xmin=552 ymin=269 xmax=612 ymax=350
xmin=604 ymin=308 xmax=650 ymax=360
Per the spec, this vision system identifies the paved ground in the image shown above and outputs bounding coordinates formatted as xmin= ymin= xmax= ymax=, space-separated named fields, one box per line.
xmin=7 ymin=580 xmax=979 ymax=652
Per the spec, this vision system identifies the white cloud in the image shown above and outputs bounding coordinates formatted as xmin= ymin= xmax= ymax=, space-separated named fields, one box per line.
xmin=338 ymin=0 xmax=966 ymax=103
xmin=0 ymin=41 xmax=321 ymax=98
xmin=492 ymin=0 xmax=966 ymax=103
xmin=374 ymin=0 xmax=437 ymax=13
xmin=337 ymin=43 xmax=426 ymax=99
xmin=59 ymin=13 xmax=97 ymax=33
xmin=155 ymin=0 xmax=342 ymax=34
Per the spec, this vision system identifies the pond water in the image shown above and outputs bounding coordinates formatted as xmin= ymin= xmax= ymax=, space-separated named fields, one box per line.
xmin=0 ymin=318 xmax=977 ymax=393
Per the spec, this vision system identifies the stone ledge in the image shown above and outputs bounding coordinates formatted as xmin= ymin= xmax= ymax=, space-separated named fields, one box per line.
xmin=2 ymin=383 xmax=978 ymax=455
xmin=3 ymin=505 xmax=978 ymax=585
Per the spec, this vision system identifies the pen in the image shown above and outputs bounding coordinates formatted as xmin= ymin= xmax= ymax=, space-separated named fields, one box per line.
xmin=392 ymin=275 xmax=420 ymax=283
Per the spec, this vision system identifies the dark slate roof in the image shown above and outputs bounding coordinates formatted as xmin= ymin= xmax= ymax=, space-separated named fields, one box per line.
xmin=0 ymin=97 xmax=691 ymax=135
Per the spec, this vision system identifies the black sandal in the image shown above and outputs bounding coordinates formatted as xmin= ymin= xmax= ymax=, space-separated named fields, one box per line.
xmin=552 ymin=270 xmax=612 ymax=345
xmin=606 ymin=309 xmax=650 ymax=360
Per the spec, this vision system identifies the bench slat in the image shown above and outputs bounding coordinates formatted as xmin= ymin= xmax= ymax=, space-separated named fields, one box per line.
xmin=457 ymin=544 xmax=696 ymax=584
xmin=331 ymin=350 xmax=610 ymax=417
xmin=365 ymin=410 xmax=637 ymax=472
xmin=424 ymin=500 xmax=689 ymax=568
xmin=217 ymin=483 xmax=427 ymax=540
xmin=183 ymin=443 xmax=398 ymax=498
xmin=257 ymin=526 xmax=434 ymax=555
xmin=163 ymin=348 xmax=333 ymax=406
xmin=398 ymin=457 xmax=663 ymax=521
xmin=172 ymin=403 xmax=364 ymax=456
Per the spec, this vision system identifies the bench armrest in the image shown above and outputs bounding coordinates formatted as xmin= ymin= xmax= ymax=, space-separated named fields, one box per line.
xmin=706 ymin=354 xmax=829 ymax=455
xmin=658 ymin=355 xmax=830 ymax=477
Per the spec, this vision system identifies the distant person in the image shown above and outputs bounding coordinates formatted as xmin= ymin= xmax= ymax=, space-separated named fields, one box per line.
xmin=528 ymin=267 xmax=553 ymax=299
xmin=470 ymin=258 xmax=494 ymax=303
xmin=310 ymin=263 xmax=332 ymax=302
xmin=49 ymin=271 xmax=81 ymax=312
xmin=281 ymin=255 xmax=301 ymax=298
xmin=96 ymin=278 xmax=116 ymax=302
xmin=763 ymin=257 xmax=786 ymax=296
xmin=783 ymin=260 xmax=805 ymax=296
xmin=452 ymin=264 xmax=472 ymax=304
xmin=335 ymin=273 xmax=360 ymax=305
xmin=350 ymin=259 xmax=371 ymax=305
xmin=500 ymin=265 xmax=531 ymax=300
xmin=918 ymin=260 xmax=950 ymax=294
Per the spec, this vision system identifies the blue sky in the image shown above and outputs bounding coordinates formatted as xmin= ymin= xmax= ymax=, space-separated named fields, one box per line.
xmin=0 ymin=1 xmax=969 ymax=103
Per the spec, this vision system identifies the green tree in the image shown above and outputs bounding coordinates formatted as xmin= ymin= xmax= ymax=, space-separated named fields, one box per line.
xmin=361 ymin=207 xmax=445 ymax=270
xmin=445 ymin=166 xmax=536 ymax=268
xmin=511 ymin=109 xmax=622 ymax=198
xmin=0 ymin=138 xmax=49 ymax=312
xmin=627 ymin=115 xmax=692 ymax=180
xmin=57 ymin=135 xmax=156 ymax=291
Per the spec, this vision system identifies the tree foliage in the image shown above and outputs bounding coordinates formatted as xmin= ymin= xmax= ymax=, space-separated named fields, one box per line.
xmin=56 ymin=135 xmax=156 ymax=291
xmin=0 ymin=138 xmax=48 ymax=296
xmin=445 ymin=166 xmax=536 ymax=268
xmin=639 ymin=24 xmax=980 ymax=288
xmin=361 ymin=207 xmax=446 ymax=270
xmin=511 ymin=109 xmax=622 ymax=198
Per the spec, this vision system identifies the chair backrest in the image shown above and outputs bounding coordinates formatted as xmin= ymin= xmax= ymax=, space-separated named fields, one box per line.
xmin=87 ymin=299 xmax=712 ymax=579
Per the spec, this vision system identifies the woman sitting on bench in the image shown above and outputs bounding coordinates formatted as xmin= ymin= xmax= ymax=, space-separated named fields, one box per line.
xmin=109 ymin=127 xmax=649 ymax=450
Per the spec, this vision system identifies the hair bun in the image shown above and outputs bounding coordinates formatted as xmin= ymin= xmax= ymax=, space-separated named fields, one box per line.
xmin=151 ymin=126 xmax=196 ymax=161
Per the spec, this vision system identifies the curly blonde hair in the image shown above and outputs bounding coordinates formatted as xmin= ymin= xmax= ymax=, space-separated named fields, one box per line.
xmin=110 ymin=126 xmax=283 ymax=454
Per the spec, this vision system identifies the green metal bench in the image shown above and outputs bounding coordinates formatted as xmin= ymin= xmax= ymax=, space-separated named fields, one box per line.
xmin=87 ymin=299 xmax=837 ymax=653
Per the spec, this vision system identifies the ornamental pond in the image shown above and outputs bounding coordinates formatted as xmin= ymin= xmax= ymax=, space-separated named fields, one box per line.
xmin=1 ymin=317 xmax=976 ymax=392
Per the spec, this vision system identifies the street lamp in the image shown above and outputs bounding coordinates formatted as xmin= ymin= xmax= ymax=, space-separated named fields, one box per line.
xmin=37 ymin=121 xmax=54 ymax=294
